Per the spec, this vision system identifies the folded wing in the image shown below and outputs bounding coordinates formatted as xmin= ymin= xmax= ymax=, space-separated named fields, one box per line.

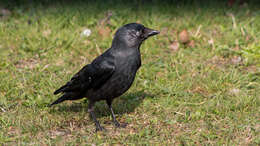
xmin=54 ymin=55 xmax=115 ymax=95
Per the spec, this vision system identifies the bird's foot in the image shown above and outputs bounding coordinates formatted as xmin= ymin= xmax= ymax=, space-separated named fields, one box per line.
xmin=95 ymin=125 xmax=106 ymax=132
xmin=114 ymin=120 xmax=127 ymax=128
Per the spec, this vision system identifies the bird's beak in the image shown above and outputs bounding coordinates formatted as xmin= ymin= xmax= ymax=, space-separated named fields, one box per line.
xmin=144 ymin=27 xmax=160 ymax=38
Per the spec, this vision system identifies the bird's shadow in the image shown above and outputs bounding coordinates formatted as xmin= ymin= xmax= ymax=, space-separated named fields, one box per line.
xmin=50 ymin=91 xmax=154 ymax=118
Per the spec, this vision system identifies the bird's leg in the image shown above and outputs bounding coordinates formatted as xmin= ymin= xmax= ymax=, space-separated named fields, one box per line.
xmin=106 ymin=99 xmax=126 ymax=128
xmin=88 ymin=101 xmax=105 ymax=131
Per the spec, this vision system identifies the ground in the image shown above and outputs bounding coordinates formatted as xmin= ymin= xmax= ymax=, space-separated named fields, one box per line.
xmin=0 ymin=0 xmax=259 ymax=145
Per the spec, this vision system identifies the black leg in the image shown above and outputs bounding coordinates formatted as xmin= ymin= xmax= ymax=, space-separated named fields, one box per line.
xmin=88 ymin=101 xmax=105 ymax=132
xmin=106 ymin=99 xmax=126 ymax=128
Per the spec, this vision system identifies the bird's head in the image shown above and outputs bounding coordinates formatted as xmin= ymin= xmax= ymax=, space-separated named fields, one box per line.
xmin=112 ymin=23 xmax=159 ymax=48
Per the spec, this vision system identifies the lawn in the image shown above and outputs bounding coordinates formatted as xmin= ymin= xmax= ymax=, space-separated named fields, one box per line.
xmin=0 ymin=0 xmax=259 ymax=145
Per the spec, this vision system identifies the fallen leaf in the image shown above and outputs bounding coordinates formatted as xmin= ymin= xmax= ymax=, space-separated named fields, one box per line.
xmin=99 ymin=10 xmax=113 ymax=26
xmin=244 ymin=65 xmax=258 ymax=73
xmin=208 ymin=38 xmax=214 ymax=45
xmin=179 ymin=29 xmax=189 ymax=44
xmin=231 ymin=56 xmax=242 ymax=65
xmin=160 ymin=27 xmax=169 ymax=36
xmin=188 ymin=40 xmax=195 ymax=48
xmin=169 ymin=41 xmax=179 ymax=51
xmin=98 ymin=26 xmax=111 ymax=38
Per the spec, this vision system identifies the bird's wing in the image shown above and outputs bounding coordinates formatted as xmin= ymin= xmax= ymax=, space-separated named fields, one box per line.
xmin=54 ymin=55 xmax=115 ymax=94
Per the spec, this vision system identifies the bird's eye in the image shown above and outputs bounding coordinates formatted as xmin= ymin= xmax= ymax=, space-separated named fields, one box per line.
xmin=135 ymin=31 xmax=141 ymax=36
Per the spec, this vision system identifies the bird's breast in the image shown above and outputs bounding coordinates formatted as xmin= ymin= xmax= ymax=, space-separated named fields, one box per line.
xmin=106 ymin=50 xmax=141 ymax=97
xmin=87 ymin=49 xmax=141 ymax=100
xmin=116 ymin=50 xmax=141 ymax=72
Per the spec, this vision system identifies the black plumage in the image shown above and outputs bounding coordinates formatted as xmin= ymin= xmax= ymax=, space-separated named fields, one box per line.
xmin=50 ymin=23 xmax=159 ymax=131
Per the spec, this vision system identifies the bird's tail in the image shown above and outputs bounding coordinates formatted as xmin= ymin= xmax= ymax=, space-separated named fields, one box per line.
xmin=49 ymin=94 xmax=68 ymax=107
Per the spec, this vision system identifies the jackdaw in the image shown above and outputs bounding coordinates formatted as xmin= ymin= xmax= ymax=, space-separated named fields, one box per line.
xmin=50 ymin=23 xmax=159 ymax=131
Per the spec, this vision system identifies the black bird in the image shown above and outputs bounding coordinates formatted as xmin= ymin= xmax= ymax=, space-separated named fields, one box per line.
xmin=50 ymin=23 xmax=159 ymax=131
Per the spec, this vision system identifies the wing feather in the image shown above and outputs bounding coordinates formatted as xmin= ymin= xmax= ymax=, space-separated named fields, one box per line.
xmin=54 ymin=55 xmax=115 ymax=94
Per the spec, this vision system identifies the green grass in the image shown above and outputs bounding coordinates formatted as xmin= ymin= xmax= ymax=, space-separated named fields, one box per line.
xmin=0 ymin=0 xmax=259 ymax=145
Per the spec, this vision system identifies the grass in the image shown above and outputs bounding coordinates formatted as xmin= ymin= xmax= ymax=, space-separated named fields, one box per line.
xmin=0 ymin=0 xmax=259 ymax=145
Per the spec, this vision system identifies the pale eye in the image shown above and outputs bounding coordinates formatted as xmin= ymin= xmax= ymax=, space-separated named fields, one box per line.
xmin=136 ymin=31 xmax=141 ymax=36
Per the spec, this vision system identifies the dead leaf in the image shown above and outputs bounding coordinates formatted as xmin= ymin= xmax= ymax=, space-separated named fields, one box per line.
xmin=179 ymin=29 xmax=189 ymax=44
xmin=99 ymin=10 xmax=113 ymax=26
xmin=190 ymin=86 xmax=209 ymax=97
xmin=244 ymin=65 xmax=258 ymax=73
xmin=56 ymin=58 xmax=64 ymax=66
xmin=160 ymin=27 xmax=169 ymax=36
xmin=208 ymin=38 xmax=215 ymax=49
xmin=169 ymin=41 xmax=179 ymax=51
xmin=97 ymin=26 xmax=111 ymax=38
xmin=208 ymin=38 xmax=214 ymax=45
xmin=207 ymin=55 xmax=228 ymax=69
xmin=188 ymin=40 xmax=195 ymax=48
xmin=231 ymin=56 xmax=242 ymax=65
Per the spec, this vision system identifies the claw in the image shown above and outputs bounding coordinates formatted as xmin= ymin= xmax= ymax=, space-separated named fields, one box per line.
xmin=96 ymin=125 xmax=106 ymax=132
xmin=114 ymin=120 xmax=121 ymax=127
xmin=114 ymin=120 xmax=127 ymax=128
